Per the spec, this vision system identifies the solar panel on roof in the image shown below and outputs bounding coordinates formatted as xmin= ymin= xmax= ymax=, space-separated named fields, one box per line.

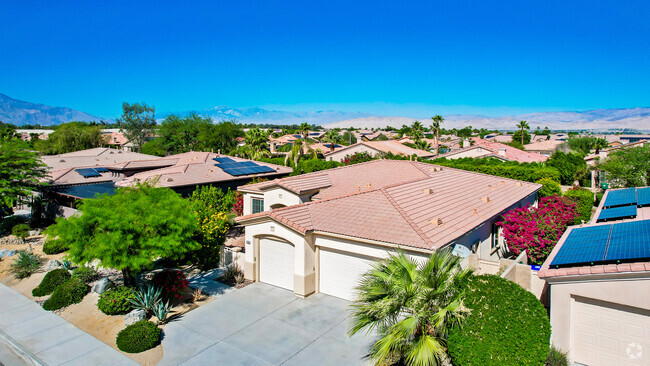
xmin=602 ymin=188 xmax=637 ymax=208
xmin=93 ymin=167 xmax=108 ymax=172
xmin=637 ymin=187 xmax=650 ymax=206
xmin=597 ymin=205 xmax=637 ymax=222
xmin=214 ymin=157 xmax=235 ymax=163
xmin=550 ymin=225 xmax=611 ymax=268
xmin=75 ymin=168 xmax=101 ymax=178
xmin=217 ymin=160 xmax=276 ymax=176
xmin=605 ymin=220 xmax=650 ymax=262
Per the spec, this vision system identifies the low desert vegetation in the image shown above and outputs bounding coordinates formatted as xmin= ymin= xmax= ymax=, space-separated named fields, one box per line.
xmin=32 ymin=268 xmax=71 ymax=297
xmin=11 ymin=250 xmax=42 ymax=279
xmin=42 ymin=277 xmax=89 ymax=311
xmin=97 ymin=286 xmax=136 ymax=315
xmin=116 ymin=320 xmax=162 ymax=353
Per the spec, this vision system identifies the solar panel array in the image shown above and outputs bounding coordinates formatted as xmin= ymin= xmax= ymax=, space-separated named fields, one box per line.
xmin=93 ymin=167 xmax=109 ymax=173
xmin=213 ymin=157 xmax=276 ymax=176
xmin=602 ymin=188 xmax=637 ymax=208
xmin=550 ymin=220 xmax=650 ymax=268
xmin=75 ymin=168 xmax=102 ymax=178
xmin=597 ymin=205 xmax=637 ymax=222
xmin=638 ymin=187 xmax=650 ymax=206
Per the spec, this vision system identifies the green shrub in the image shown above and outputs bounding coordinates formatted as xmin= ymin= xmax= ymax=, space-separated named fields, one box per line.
xmin=564 ymin=187 xmax=594 ymax=224
xmin=0 ymin=215 xmax=27 ymax=235
xmin=426 ymin=158 xmax=561 ymax=183
xmin=595 ymin=192 xmax=604 ymax=207
xmin=116 ymin=320 xmax=161 ymax=353
xmin=97 ymin=286 xmax=136 ymax=315
xmin=43 ymin=239 xmax=69 ymax=255
xmin=447 ymin=275 xmax=551 ymax=366
xmin=32 ymin=268 xmax=71 ymax=297
xmin=42 ymin=277 xmax=89 ymax=311
xmin=12 ymin=223 xmax=30 ymax=241
xmin=10 ymin=250 xmax=42 ymax=279
xmin=72 ymin=266 xmax=99 ymax=283
xmin=536 ymin=178 xmax=562 ymax=197
xmin=546 ymin=346 xmax=569 ymax=366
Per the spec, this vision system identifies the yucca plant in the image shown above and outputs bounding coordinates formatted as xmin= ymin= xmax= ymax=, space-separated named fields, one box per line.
xmin=128 ymin=285 xmax=162 ymax=315
xmin=11 ymin=250 xmax=42 ymax=279
xmin=152 ymin=300 xmax=173 ymax=324
xmin=348 ymin=250 xmax=473 ymax=366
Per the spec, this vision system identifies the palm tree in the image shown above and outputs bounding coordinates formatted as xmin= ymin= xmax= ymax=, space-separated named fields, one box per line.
xmin=411 ymin=121 xmax=424 ymax=133
xmin=414 ymin=139 xmax=432 ymax=151
xmin=322 ymin=129 xmax=340 ymax=152
xmin=241 ymin=127 xmax=270 ymax=160
xmin=298 ymin=122 xmax=312 ymax=155
xmin=349 ymin=250 xmax=473 ymax=366
xmin=516 ymin=120 xmax=530 ymax=145
xmin=431 ymin=115 xmax=444 ymax=155
xmin=592 ymin=138 xmax=609 ymax=154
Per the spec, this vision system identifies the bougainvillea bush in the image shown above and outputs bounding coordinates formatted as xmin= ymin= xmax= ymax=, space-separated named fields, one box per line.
xmin=152 ymin=269 xmax=188 ymax=301
xmin=498 ymin=195 xmax=577 ymax=265
xmin=342 ymin=151 xmax=374 ymax=165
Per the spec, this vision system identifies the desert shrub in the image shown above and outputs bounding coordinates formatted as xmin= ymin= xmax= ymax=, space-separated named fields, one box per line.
xmin=11 ymin=223 xmax=30 ymax=242
xmin=218 ymin=264 xmax=245 ymax=286
xmin=42 ymin=277 xmax=89 ymax=311
xmin=536 ymin=178 xmax=562 ymax=198
xmin=43 ymin=239 xmax=69 ymax=255
xmin=152 ymin=269 xmax=188 ymax=301
xmin=10 ymin=250 xmax=42 ymax=279
xmin=595 ymin=192 xmax=604 ymax=207
xmin=546 ymin=346 xmax=569 ymax=366
xmin=447 ymin=275 xmax=551 ymax=366
xmin=129 ymin=285 xmax=162 ymax=315
xmin=426 ymin=157 xmax=561 ymax=183
xmin=72 ymin=266 xmax=99 ymax=283
xmin=32 ymin=268 xmax=71 ymax=297
xmin=98 ymin=287 xmax=136 ymax=315
xmin=498 ymin=196 xmax=577 ymax=265
xmin=564 ymin=186 xmax=594 ymax=224
xmin=116 ymin=320 xmax=161 ymax=353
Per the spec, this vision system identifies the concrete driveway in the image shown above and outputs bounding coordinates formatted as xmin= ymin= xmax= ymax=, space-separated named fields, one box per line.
xmin=160 ymin=283 xmax=375 ymax=365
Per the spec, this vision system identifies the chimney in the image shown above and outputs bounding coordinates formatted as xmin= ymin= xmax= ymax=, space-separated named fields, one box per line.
xmin=462 ymin=139 xmax=470 ymax=148
xmin=498 ymin=148 xmax=507 ymax=157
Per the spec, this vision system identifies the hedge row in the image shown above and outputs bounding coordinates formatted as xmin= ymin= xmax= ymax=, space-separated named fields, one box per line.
xmin=426 ymin=160 xmax=561 ymax=183
xmin=564 ymin=187 xmax=594 ymax=224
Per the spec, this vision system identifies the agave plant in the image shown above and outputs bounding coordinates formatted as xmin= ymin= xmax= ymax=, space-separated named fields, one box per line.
xmin=128 ymin=285 xmax=162 ymax=315
xmin=152 ymin=300 xmax=173 ymax=324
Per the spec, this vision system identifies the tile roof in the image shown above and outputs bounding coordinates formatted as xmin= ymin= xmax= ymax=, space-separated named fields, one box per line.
xmin=325 ymin=141 xmax=435 ymax=159
xmin=115 ymin=153 xmax=292 ymax=189
xmin=238 ymin=160 xmax=541 ymax=250
xmin=438 ymin=138 xmax=548 ymax=163
xmin=42 ymin=148 xmax=159 ymax=172
xmin=523 ymin=140 xmax=564 ymax=151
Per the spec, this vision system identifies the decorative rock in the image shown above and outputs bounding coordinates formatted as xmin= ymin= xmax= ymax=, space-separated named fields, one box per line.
xmin=92 ymin=278 xmax=114 ymax=294
xmin=45 ymin=259 xmax=63 ymax=272
xmin=124 ymin=309 xmax=146 ymax=326
xmin=29 ymin=229 xmax=41 ymax=236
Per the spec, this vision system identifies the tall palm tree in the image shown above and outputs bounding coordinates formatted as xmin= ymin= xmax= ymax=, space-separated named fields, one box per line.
xmin=592 ymin=138 xmax=609 ymax=154
xmin=322 ymin=129 xmax=340 ymax=152
xmin=414 ymin=139 xmax=432 ymax=151
xmin=349 ymin=250 xmax=473 ymax=366
xmin=516 ymin=120 xmax=530 ymax=145
xmin=431 ymin=115 xmax=444 ymax=155
xmin=298 ymin=122 xmax=312 ymax=154
xmin=242 ymin=127 xmax=270 ymax=159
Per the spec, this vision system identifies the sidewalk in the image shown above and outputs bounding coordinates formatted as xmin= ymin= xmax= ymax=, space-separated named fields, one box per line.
xmin=0 ymin=283 xmax=137 ymax=366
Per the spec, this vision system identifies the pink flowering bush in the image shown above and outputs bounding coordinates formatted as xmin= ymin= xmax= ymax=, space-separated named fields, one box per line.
xmin=152 ymin=269 xmax=189 ymax=301
xmin=497 ymin=195 xmax=577 ymax=265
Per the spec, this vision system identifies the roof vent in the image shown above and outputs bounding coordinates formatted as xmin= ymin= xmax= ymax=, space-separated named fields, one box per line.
xmin=424 ymin=188 xmax=434 ymax=195
xmin=59 ymin=159 xmax=65 ymax=163
xmin=209 ymin=169 xmax=214 ymax=173
xmin=488 ymin=184 xmax=494 ymax=189
xmin=366 ymin=183 xmax=372 ymax=188
xmin=515 ymin=182 xmax=522 ymax=187
xmin=431 ymin=218 xmax=443 ymax=227
xmin=166 ymin=178 xmax=173 ymax=182
xmin=474 ymin=208 xmax=479 ymax=215
xmin=481 ymin=196 xmax=491 ymax=203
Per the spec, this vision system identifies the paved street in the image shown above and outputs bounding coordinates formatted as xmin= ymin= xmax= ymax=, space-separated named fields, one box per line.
xmin=160 ymin=283 xmax=376 ymax=365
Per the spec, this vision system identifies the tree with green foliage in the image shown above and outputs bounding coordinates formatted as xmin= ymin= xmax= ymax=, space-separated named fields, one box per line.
xmin=236 ymin=127 xmax=270 ymax=160
xmin=349 ymin=251 xmax=473 ymax=366
xmin=546 ymin=151 xmax=588 ymax=185
xmin=321 ymin=129 xmax=341 ymax=152
xmin=34 ymin=122 xmax=104 ymax=154
xmin=44 ymin=183 xmax=199 ymax=287
xmin=516 ymin=120 xmax=530 ymax=145
xmin=156 ymin=114 xmax=244 ymax=155
xmin=431 ymin=115 xmax=444 ymax=154
xmin=140 ymin=138 xmax=166 ymax=156
xmin=0 ymin=135 xmax=47 ymax=210
xmin=0 ymin=122 xmax=18 ymax=140
xmin=414 ymin=139 xmax=432 ymax=151
xmin=512 ymin=129 xmax=531 ymax=146
xmin=598 ymin=145 xmax=650 ymax=187
xmin=564 ymin=186 xmax=594 ymax=224
xmin=117 ymin=102 xmax=156 ymax=152
xmin=592 ymin=137 xmax=609 ymax=154
xmin=536 ymin=178 xmax=562 ymax=198
xmin=456 ymin=126 xmax=473 ymax=138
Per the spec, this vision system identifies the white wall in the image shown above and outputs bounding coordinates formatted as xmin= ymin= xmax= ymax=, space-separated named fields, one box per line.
xmin=242 ymin=192 xmax=264 ymax=216
xmin=263 ymin=187 xmax=303 ymax=210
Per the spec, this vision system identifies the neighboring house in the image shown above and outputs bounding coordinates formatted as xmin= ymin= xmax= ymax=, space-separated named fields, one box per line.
xmin=538 ymin=186 xmax=650 ymax=366
xmin=324 ymin=141 xmax=435 ymax=162
xmin=523 ymin=140 xmax=564 ymax=157
xmin=41 ymin=147 xmax=158 ymax=172
xmin=487 ymin=134 xmax=513 ymax=143
xmin=584 ymin=140 xmax=647 ymax=167
xmin=16 ymin=129 xmax=54 ymax=141
xmin=236 ymin=160 xmax=540 ymax=300
xmin=437 ymin=138 xmax=548 ymax=163
xmin=102 ymin=131 xmax=129 ymax=149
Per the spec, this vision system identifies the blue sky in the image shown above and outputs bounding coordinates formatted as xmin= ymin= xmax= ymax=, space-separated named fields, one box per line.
xmin=1 ymin=0 xmax=649 ymax=118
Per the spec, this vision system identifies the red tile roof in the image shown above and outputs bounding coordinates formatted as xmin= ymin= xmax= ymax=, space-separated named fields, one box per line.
xmin=237 ymin=160 xmax=541 ymax=250
xmin=438 ymin=138 xmax=548 ymax=163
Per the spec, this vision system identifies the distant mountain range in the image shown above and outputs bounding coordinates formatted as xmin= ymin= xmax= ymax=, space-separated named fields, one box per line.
xmin=1 ymin=92 xmax=649 ymax=131
xmin=158 ymin=106 xmax=372 ymax=125
xmin=0 ymin=93 xmax=108 ymax=126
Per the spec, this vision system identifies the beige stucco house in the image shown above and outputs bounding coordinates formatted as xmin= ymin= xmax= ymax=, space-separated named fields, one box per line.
xmin=539 ymin=187 xmax=650 ymax=366
xmin=236 ymin=160 xmax=540 ymax=300
xmin=324 ymin=141 xmax=435 ymax=162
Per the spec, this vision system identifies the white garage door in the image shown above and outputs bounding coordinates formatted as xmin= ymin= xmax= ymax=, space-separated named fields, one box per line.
xmin=319 ymin=248 xmax=376 ymax=301
xmin=259 ymin=238 xmax=294 ymax=290
xmin=573 ymin=298 xmax=650 ymax=366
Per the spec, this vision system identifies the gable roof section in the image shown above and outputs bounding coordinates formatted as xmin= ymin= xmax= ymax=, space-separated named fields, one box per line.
xmin=324 ymin=141 xmax=435 ymax=159
xmin=238 ymin=160 xmax=541 ymax=250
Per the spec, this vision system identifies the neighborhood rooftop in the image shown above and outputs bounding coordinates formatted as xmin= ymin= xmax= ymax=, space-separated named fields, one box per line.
xmin=238 ymin=159 xmax=540 ymax=250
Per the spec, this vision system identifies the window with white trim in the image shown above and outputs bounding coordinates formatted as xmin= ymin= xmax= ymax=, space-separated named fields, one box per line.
xmin=252 ymin=198 xmax=264 ymax=214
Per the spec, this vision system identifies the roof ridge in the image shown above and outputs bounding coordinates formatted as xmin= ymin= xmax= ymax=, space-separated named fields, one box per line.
xmin=380 ymin=187 xmax=436 ymax=248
